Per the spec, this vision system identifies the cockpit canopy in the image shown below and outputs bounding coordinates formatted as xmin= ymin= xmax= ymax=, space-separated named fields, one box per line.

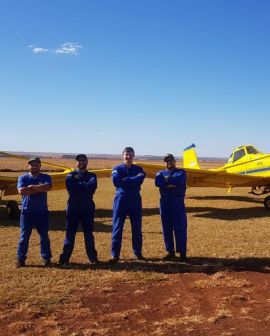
xmin=227 ymin=145 xmax=260 ymax=164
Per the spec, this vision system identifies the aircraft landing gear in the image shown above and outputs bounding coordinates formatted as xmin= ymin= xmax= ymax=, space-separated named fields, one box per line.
xmin=6 ymin=200 xmax=20 ymax=219
xmin=0 ymin=197 xmax=20 ymax=220
xmin=250 ymin=185 xmax=270 ymax=195
xmin=264 ymin=196 xmax=270 ymax=210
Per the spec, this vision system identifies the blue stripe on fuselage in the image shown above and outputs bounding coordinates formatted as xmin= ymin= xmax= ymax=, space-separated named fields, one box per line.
xmin=238 ymin=167 xmax=270 ymax=175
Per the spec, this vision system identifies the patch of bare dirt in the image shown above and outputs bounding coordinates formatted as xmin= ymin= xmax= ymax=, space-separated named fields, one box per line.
xmin=0 ymin=263 xmax=269 ymax=336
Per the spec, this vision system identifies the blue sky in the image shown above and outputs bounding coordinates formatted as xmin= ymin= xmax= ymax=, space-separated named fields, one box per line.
xmin=1 ymin=0 xmax=270 ymax=158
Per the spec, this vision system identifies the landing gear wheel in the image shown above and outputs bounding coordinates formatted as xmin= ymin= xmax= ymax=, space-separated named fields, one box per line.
xmin=264 ymin=196 xmax=270 ymax=210
xmin=7 ymin=201 xmax=20 ymax=219
xmin=251 ymin=186 xmax=265 ymax=195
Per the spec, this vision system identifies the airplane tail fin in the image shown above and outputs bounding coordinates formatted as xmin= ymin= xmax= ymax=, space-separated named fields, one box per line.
xmin=183 ymin=144 xmax=200 ymax=169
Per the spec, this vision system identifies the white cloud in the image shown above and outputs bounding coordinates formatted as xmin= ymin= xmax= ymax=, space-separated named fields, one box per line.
xmin=54 ymin=42 xmax=82 ymax=55
xmin=28 ymin=42 xmax=82 ymax=55
xmin=33 ymin=47 xmax=49 ymax=54
xmin=28 ymin=45 xmax=49 ymax=53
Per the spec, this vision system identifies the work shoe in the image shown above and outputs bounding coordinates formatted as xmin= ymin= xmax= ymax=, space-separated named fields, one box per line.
xmin=109 ymin=256 xmax=119 ymax=264
xmin=44 ymin=259 xmax=51 ymax=268
xmin=16 ymin=259 xmax=26 ymax=268
xmin=162 ymin=252 xmax=176 ymax=261
xmin=134 ymin=254 xmax=146 ymax=261
xmin=89 ymin=258 xmax=99 ymax=265
xmin=59 ymin=261 xmax=69 ymax=268
xmin=59 ymin=257 xmax=69 ymax=268
xmin=179 ymin=253 xmax=187 ymax=263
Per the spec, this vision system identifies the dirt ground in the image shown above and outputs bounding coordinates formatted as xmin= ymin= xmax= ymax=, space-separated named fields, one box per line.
xmin=0 ymin=261 xmax=269 ymax=336
xmin=0 ymin=161 xmax=269 ymax=336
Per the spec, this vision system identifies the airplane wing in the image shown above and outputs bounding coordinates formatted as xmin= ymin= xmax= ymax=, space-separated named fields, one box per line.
xmin=2 ymin=160 xmax=270 ymax=195
xmin=47 ymin=168 xmax=112 ymax=191
xmin=0 ymin=150 xmax=112 ymax=196
xmin=0 ymin=150 xmax=75 ymax=196
xmin=1 ymin=168 xmax=112 ymax=196
xmin=138 ymin=163 xmax=270 ymax=188
xmin=0 ymin=170 xmax=74 ymax=196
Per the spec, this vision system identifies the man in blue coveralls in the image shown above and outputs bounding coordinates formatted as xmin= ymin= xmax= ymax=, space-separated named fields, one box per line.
xmin=110 ymin=147 xmax=146 ymax=262
xmin=59 ymin=154 xmax=98 ymax=266
xmin=17 ymin=157 xmax=52 ymax=267
xmin=155 ymin=154 xmax=188 ymax=262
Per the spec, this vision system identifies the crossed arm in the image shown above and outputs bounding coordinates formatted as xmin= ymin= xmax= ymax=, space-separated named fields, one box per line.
xmin=18 ymin=184 xmax=52 ymax=195
xmin=112 ymin=171 xmax=145 ymax=188
xmin=155 ymin=174 xmax=175 ymax=188
xmin=155 ymin=170 xmax=186 ymax=188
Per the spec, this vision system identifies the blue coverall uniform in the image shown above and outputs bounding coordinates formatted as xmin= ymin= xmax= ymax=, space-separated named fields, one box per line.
xmin=155 ymin=168 xmax=187 ymax=255
xmin=111 ymin=164 xmax=145 ymax=258
xmin=17 ymin=173 xmax=52 ymax=262
xmin=59 ymin=170 xmax=97 ymax=263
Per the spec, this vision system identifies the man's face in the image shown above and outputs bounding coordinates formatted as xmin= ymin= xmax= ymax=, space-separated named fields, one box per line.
xmin=165 ymin=158 xmax=176 ymax=170
xmin=28 ymin=162 xmax=41 ymax=175
xmin=76 ymin=159 xmax=88 ymax=170
xmin=123 ymin=150 xmax=134 ymax=166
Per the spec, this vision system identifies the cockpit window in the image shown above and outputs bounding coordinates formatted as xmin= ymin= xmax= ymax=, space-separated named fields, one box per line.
xmin=227 ymin=154 xmax=233 ymax=164
xmin=233 ymin=148 xmax=245 ymax=162
xmin=246 ymin=146 xmax=259 ymax=154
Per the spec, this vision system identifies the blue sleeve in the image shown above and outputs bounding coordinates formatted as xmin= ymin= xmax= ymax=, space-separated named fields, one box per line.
xmin=155 ymin=172 xmax=168 ymax=187
xmin=112 ymin=169 xmax=128 ymax=188
xmin=17 ymin=175 xmax=27 ymax=189
xmin=66 ymin=174 xmax=75 ymax=191
xmin=167 ymin=170 xmax=186 ymax=186
xmin=44 ymin=174 xmax=52 ymax=186
xmin=88 ymin=174 xmax=97 ymax=193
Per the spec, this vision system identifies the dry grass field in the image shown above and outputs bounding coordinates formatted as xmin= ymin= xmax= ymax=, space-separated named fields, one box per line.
xmin=0 ymin=158 xmax=269 ymax=336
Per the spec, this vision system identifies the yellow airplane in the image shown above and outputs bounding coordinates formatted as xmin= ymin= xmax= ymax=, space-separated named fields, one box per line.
xmin=0 ymin=151 xmax=111 ymax=219
xmin=139 ymin=144 xmax=270 ymax=210
xmin=1 ymin=144 xmax=270 ymax=218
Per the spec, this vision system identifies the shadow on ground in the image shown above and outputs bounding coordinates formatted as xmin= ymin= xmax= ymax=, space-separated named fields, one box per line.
xmin=187 ymin=206 xmax=269 ymax=220
xmin=0 ymin=207 xmax=161 ymax=231
xmin=187 ymin=195 xmax=263 ymax=204
xmin=25 ymin=257 xmax=270 ymax=275
xmin=1 ymin=202 xmax=268 ymax=227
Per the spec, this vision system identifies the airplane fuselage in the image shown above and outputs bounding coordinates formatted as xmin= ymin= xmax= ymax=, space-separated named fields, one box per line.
xmin=218 ymin=153 xmax=270 ymax=177
xmin=182 ymin=144 xmax=270 ymax=209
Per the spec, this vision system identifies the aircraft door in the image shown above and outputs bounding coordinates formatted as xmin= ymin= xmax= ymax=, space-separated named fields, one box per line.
xmin=227 ymin=148 xmax=247 ymax=174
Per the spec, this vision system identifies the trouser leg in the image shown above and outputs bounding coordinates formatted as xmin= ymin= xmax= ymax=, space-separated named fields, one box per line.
xmin=111 ymin=196 xmax=127 ymax=258
xmin=172 ymin=201 xmax=187 ymax=254
xmin=81 ymin=209 xmax=97 ymax=262
xmin=35 ymin=212 xmax=52 ymax=260
xmin=160 ymin=201 xmax=174 ymax=253
xmin=129 ymin=206 xmax=143 ymax=256
xmin=17 ymin=213 xmax=33 ymax=261
xmin=60 ymin=210 xmax=79 ymax=263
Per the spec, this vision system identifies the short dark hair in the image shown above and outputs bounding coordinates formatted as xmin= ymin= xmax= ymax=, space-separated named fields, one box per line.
xmin=75 ymin=154 xmax=88 ymax=161
xmin=122 ymin=147 xmax=135 ymax=154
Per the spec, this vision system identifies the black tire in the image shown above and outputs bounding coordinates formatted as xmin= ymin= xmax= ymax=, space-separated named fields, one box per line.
xmin=7 ymin=201 xmax=20 ymax=219
xmin=264 ymin=196 xmax=270 ymax=211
